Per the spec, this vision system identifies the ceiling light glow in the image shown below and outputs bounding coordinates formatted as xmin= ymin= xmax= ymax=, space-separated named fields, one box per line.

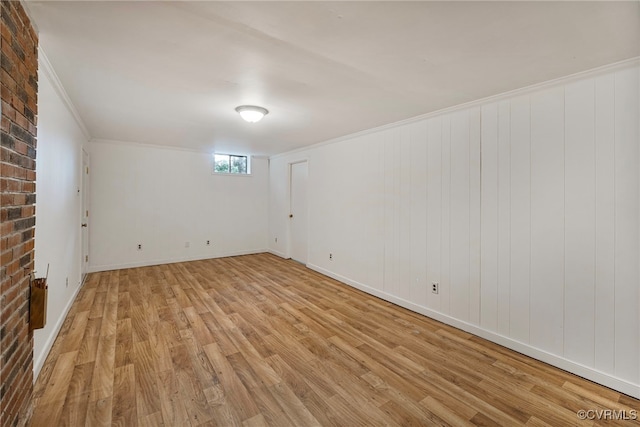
xmin=235 ymin=105 xmax=269 ymax=123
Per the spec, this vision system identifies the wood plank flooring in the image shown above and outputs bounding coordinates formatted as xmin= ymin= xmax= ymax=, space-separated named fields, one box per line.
xmin=31 ymin=253 xmax=639 ymax=426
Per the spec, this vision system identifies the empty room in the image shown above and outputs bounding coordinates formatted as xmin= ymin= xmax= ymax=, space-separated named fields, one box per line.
xmin=1 ymin=1 xmax=639 ymax=425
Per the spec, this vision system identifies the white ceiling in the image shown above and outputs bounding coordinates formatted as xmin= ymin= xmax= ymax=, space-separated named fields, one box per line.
xmin=26 ymin=1 xmax=640 ymax=156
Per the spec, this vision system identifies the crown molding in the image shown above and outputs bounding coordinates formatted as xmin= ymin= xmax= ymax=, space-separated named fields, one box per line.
xmin=91 ymin=138 xmax=211 ymax=154
xmin=271 ymin=56 xmax=640 ymax=160
xmin=38 ymin=47 xmax=92 ymax=140
xmin=91 ymin=138 xmax=269 ymax=160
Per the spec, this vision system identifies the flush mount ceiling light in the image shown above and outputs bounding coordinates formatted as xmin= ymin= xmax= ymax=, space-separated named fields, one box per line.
xmin=235 ymin=105 xmax=269 ymax=123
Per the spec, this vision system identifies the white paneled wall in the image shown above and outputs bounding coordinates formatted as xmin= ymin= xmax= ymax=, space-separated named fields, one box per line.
xmin=34 ymin=57 xmax=89 ymax=378
xmin=614 ymin=67 xmax=639 ymax=383
xmin=90 ymin=142 xmax=269 ymax=271
xmin=509 ymin=95 xmax=531 ymax=344
xmin=269 ymin=61 xmax=640 ymax=397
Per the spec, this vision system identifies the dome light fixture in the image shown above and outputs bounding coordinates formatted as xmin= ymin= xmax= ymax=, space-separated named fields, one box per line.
xmin=235 ymin=105 xmax=269 ymax=123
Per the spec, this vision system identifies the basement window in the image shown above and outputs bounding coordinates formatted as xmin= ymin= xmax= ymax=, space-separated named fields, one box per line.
xmin=213 ymin=154 xmax=250 ymax=175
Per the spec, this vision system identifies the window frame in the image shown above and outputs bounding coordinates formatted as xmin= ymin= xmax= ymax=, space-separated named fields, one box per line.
xmin=212 ymin=153 xmax=251 ymax=176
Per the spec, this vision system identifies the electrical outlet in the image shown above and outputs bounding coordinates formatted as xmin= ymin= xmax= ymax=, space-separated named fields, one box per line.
xmin=432 ymin=282 xmax=439 ymax=294
xmin=329 ymin=253 xmax=333 ymax=260
xmin=206 ymin=240 xmax=210 ymax=246
xmin=185 ymin=242 xmax=190 ymax=248
xmin=275 ymin=237 xmax=278 ymax=243
xmin=138 ymin=244 xmax=142 ymax=250
xmin=66 ymin=277 xmax=68 ymax=288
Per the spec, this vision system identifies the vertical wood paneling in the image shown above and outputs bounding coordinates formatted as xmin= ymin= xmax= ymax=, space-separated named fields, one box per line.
xmin=410 ymin=121 xmax=428 ymax=306
xmin=509 ymin=95 xmax=531 ymax=344
xmin=383 ymin=130 xmax=398 ymax=294
xmin=272 ymin=63 xmax=640 ymax=397
xmin=480 ymin=103 xmax=499 ymax=332
xmin=564 ymin=79 xmax=596 ymax=366
xmin=426 ymin=117 xmax=442 ymax=311
xmin=469 ymin=108 xmax=482 ymax=326
xmin=497 ymin=101 xmax=511 ymax=336
xmin=614 ymin=67 xmax=639 ymax=382
xmin=352 ymin=134 xmax=385 ymax=290
xmin=441 ymin=115 xmax=452 ymax=315
xmin=530 ymin=87 xmax=565 ymax=355
xmin=450 ymin=110 xmax=471 ymax=321
xmin=394 ymin=129 xmax=402 ymax=296
xmin=375 ymin=134 xmax=386 ymax=290
xmin=399 ymin=128 xmax=412 ymax=301
xmin=594 ymin=74 xmax=616 ymax=374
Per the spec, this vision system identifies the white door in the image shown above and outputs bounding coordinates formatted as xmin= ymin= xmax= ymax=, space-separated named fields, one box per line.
xmin=290 ymin=161 xmax=308 ymax=264
xmin=81 ymin=149 xmax=90 ymax=281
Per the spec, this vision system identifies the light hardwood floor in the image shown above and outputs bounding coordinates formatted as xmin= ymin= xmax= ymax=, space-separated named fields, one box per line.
xmin=31 ymin=253 xmax=639 ymax=426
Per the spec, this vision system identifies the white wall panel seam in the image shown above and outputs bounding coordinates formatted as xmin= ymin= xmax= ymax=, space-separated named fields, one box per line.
xmin=479 ymin=107 xmax=483 ymax=328
xmin=449 ymin=117 xmax=453 ymax=315
xmin=508 ymin=103 xmax=512 ymax=337
xmin=563 ymin=86 xmax=567 ymax=358
xmin=593 ymin=82 xmax=597 ymax=364
xmin=468 ymin=109 xmax=472 ymax=321
xmin=425 ymin=120 xmax=429 ymax=308
xmin=529 ymin=94 xmax=532 ymax=345
xmin=613 ymin=73 xmax=617 ymax=375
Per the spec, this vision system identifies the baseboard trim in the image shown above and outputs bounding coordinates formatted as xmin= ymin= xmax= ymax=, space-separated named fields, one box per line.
xmin=307 ymin=263 xmax=640 ymax=399
xmin=33 ymin=279 xmax=84 ymax=381
xmin=267 ymin=249 xmax=288 ymax=259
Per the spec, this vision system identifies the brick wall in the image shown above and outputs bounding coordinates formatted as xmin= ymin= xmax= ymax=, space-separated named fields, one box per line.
xmin=1 ymin=1 xmax=38 ymax=426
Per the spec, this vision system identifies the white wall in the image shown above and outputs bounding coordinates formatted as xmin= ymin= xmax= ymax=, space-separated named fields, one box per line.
xmin=89 ymin=142 xmax=268 ymax=271
xmin=269 ymin=61 xmax=640 ymax=398
xmin=34 ymin=57 xmax=89 ymax=378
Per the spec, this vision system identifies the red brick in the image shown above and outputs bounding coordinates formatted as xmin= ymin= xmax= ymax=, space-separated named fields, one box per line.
xmin=2 ymin=163 xmax=14 ymax=177
xmin=1 ymin=276 xmax=15 ymax=294
xmin=1 ymin=2 xmax=37 ymax=422
xmin=6 ymin=259 xmax=20 ymax=275
xmin=1 ymin=38 xmax=12 ymax=57
xmin=0 ymin=83 xmax=10 ymax=102
xmin=1 ymin=68 xmax=17 ymax=93
xmin=16 ymin=114 xmax=29 ymax=132
xmin=22 ymin=205 xmax=34 ymax=216
xmin=12 ymin=243 xmax=23 ymax=258
xmin=8 ymin=233 xmax=21 ymax=248
xmin=1 ymin=116 xmax=10 ymax=132
xmin=1 ymin=99 xmax=16 ymax=121
xmin=1 ymin=192 xmax=12 ymax=204
xmin=0 ymin=249 xmax=13 ymax=265
xmin=13 ymin=139 xmax=27 ymax=155
xmin=0 ymin=220 xmax=12 ymax=234
xmin=13 ymin=193 xmax=26 ymax=205
xmin=1 ymin=23 xmax=11 ymax=41
xmin=12 ymin=95 xmax=24 ymax=112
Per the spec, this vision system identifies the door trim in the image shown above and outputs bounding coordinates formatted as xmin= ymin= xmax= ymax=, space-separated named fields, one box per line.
xmin=288 ymin=160 xmax=308 ymax=263
xmin=81 ymin=147 xmax=90 ymax=283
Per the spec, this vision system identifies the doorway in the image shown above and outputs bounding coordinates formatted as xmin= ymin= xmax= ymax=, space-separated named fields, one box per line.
xmin=81 ymin=149 xmax=90 ymax=282
xmin=289 ymin=161 xmax=308 ymax=264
